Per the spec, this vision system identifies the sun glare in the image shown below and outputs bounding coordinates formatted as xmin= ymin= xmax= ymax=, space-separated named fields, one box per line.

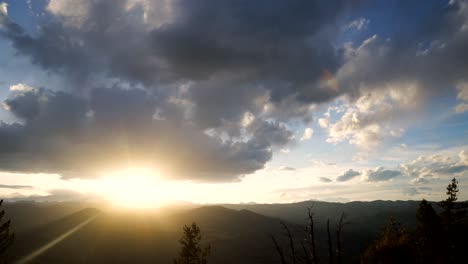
xmin=97 ymin=168 xmax=172 ymax=209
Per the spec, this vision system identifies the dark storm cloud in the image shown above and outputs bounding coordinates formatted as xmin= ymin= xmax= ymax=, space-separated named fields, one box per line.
xmin=149 ymin=0 xmax=348 ymax=101
xmin=0 ymin=0 xmax=357 ymax=101
xmin=0 ymin=87 xmax=276 ymax=181
xmin=0 ymin=0 xmax=355 ymax=180
xmin=336 ymin=169 xmax=361 ymax=182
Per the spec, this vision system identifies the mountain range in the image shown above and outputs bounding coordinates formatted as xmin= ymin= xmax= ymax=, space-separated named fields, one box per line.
xmin=3 ymin=200 xmax=429 ymax=263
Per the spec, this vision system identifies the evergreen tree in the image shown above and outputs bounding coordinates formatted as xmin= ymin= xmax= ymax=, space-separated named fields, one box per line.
xmin=174 ymin=222 xmax=210 ymax=264
xmin=438 ymin=177 xmax=468 ymax=262
xmin=439 ymin=177 xmax=459 ymax=213
xmin=0 ymin=200 xmax=14 ymax=260
xmin=414 ymin=200 xmax=444 ymax=263
xmin=361 ymin=218 xmax=414 ymax=264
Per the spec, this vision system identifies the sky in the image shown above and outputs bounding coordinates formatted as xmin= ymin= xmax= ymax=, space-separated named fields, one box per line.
xmin=0 ymin=0 xmax=467 ymax=207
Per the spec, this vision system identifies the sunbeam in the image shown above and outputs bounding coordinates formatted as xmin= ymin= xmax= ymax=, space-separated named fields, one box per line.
xmin=14 ymin=214 xmax=99 ymax=264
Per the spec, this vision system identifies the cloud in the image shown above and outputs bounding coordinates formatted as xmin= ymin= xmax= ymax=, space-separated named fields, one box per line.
xmin=0 ymin=184 xmax=32 ymax=190
xmin=8 ymin=83 xmax=34 ymax=92
xmin=0 ymin=0 xmax=468 ymax=182
xmin=337 ymin=1 xmax=468 ymax=97
xmin=455 ymin=81 xmax=468 ymax=113
xmin=0 ymin=2 xmax=6 ymax=15
xmin=403 ymin=186 xmax=432 ymax=196
xmin=318 ymin=177 xmax=332 ymax=183
xmin=0 ymin=0 xmax=353 ymax=181
xmin=344 ymin=18 xmax=370 ymax=31
xmin=401 ymin=150 xmax=468 ymax=183
xmin=326 ymin=83 xmax=418 ymax=148
xmin=0 ymin=86 xmax=285 ymax=181
xmin=404 ymin=187 xmax=419 ymax=196
xmin=7 ymin=189 xmax=102 ymax=202
xmin=1 ymin=0 xmax=351 ymax=102
xmin=278 ymin=166 xmax=296 ymax=171
xmin=280 ymin=148 xmax=290 ymax=154
xmin=336 ymin=169 xmax=361 ymax=182
xmin=326 ymin=1 xmax=468 ymax=146
xmin=0 ymin=2 xmax=7 ymax=27
xmin=300 ymin=127 xmax=314 ymax=141
xmin=317 ymin=109 xmax=331 ymax=129
xmin=364 ymin=167 xmax=401 ymax=182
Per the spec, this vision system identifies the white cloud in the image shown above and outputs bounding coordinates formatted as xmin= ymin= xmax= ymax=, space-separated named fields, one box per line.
xmin=9 ymin=83 xmax=35 ymax=92
xmin=455 ymin=103 xmax=468 ymax=113
xmin=401 ymin=150 xmax=468 ymax=183
xmin=344 ymin=18 xmax=370 ymax=31
xmin=326 ymin=82 xmax=419 ymax=149
xmin=46 ymin=0 xmax=91 ymax=27
xmin=455 ymin=81 xmax=468 ymax=113
xmin=0 ymin=2 xmax=7 ymax=27
xmin=318 ymin=111 xmax=330 ymax=128
xmin=310 ymin=159 xmax=336 ymax=167
xmin=300 ymin=127 xmax=313 ymax=141
xmin=126 ymin=0 xmax=175 ymax=28
xmin=46 ymin=0 xmax=175 ymax=29
xmin=280 ymin=148 xmax=290 ymax=154
xmin=318 ymin=118 xmax=329 ymax=128
xmin=0 ymin=2 xmax=7 ymax=15
xmin=459 ymin=150 xmax=468 ymax=164
xmin=456 ymin=82 xmax=468 ymax=100
xmin=241 ymin=111 xmax=255 ymax=127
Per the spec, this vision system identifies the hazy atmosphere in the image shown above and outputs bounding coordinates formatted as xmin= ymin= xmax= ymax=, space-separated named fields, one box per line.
xmin=1 ymin=0 xmax=467 ymax=207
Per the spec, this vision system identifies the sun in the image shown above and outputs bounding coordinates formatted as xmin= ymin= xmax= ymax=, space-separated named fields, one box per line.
xmin=96 ymin=167 xmax=172 ymax=209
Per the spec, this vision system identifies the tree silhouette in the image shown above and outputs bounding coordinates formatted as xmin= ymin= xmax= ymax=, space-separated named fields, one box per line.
xmin=272 ymin=206 xmax=347 ymax=264
xmin=440 ymin=177 xmax=459 ymax=214
xmin=414 ymin=199 xmax=444 ymax=263
xmin=0 ymin=200 xmax=14 ymax=260
xmin=361 ymin=218 xmax=414 ymax=263
xmin=439 ymin=177 xmax=468 ymax=262
xmin=174 ymin=222 xmax=210 ymax=264
xmin=362 ymin=177 xmax=468 ymax=263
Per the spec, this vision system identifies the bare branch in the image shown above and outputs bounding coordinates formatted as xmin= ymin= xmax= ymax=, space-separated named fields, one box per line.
xmin=327 ymin=219 xmax=333 ymax=264
xmin=281 ymin=221 xmax=297 ymax=264
xmin=300 ymin=240 xmax=313 ymax=264
xmin=271 ymin=234 xmax=288 ymax=264
xmin=307 ymin=206 xmax=319 ymax=264
xmin=335 ymin=212 xmax=349 ymax=264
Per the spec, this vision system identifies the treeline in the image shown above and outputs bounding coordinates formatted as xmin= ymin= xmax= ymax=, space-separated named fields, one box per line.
xmin=270 ymin=177 xmax=468 ymax=264
xmin=362 ymin=177 xmax=468 ymax=263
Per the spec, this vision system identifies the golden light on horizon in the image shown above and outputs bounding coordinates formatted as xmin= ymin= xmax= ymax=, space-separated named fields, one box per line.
xmin=96 ymin=167 xmax=173 ymax=209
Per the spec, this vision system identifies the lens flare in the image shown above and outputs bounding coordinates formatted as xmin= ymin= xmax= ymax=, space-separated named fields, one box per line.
xmin=320 ymin=69 xmax=339 ymax=93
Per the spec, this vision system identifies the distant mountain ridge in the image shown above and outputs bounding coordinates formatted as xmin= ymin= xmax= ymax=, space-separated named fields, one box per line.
xmin=2 ymin=200 xmax=436 ymax=263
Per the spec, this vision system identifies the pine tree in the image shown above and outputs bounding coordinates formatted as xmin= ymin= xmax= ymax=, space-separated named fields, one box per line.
xmin=174 ymin=222 xmax=210 ymax=264
xmin=0 ymin=200 xmax=14 ymax=259
xmin=438 ymin=177 xmax=468 ymax=262
xmin=414 ymin=199 xmax=444 ymax=263
xmin=361 ymin=218 xmax=414 ymax=264
xmin=440 ymin=177 xmax=459 ymax=213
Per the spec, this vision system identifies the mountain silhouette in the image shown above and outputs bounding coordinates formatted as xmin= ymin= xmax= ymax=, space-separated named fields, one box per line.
xmin=4 ymin=200 xmax=431 ymax=263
